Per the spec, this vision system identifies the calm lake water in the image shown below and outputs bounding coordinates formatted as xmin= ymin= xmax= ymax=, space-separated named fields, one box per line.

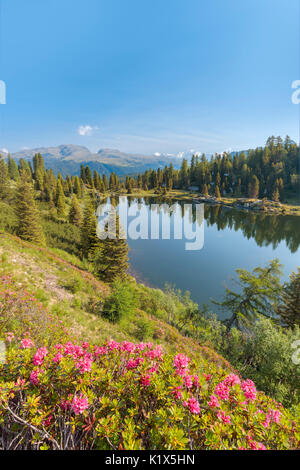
xmin=100 ymin=197 xmax=300 ymax=317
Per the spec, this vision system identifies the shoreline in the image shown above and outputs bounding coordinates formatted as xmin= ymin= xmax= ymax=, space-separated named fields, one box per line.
xmin=102 ymin=190 xmax=300 ymax=216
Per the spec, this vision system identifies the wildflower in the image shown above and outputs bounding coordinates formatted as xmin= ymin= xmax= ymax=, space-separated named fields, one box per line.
xmin=223 ymin=374 xmax=241 ymax=387
xmin=241 ymin=379 xmax=257 ymax=402
xmin=217 ymin=411 xmax=231 ymax=424
xmin=30 ymin=368 xmax=43 ymax=385
xmin=71 ymin=393 xmax=89 ymax=415
xmin=183 ymin=375 xmax=193 ymax=389
xmin=76 ymin=357 xmax=93 ymax=374
xmin=6 ymin=332 xmax=14 ymax=343
xmin=33 ymin=347 xmax=48 ymax=366
xmin=208 ymin=395 xmax=220 ymax=408
xmin=20 ymin=338 xmax=34 ymax=349
xmin=173 ymin=354 xmax=190 ymax=371
xmin=171 ymin=386 xmax=182 ymax=400
xmin=140 ymin=374 xmax=151 ymax=387
xmin=53 ymin=353 xmax=63 ymax=364
xmin=214 ymin=382 xmax=230 ymax=401
xmin=187 ymin=397 xmax=200 ymax=414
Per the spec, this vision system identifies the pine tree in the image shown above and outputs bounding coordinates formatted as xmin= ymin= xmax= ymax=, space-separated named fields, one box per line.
xmin=93 ymin=215 xmax=129 ymax=282
xmin=15 ymin=176 xmax=46 ymax=246
xmin=69 ymin=194 xmax=83 ymax=226
xmin=276 ymin=268 xmax=300 ymax=327
xmin=0 ymin=156 xmax=10 ymax=200
xmin=215 ymin=185 xmax=221 ymax=199
xmin=80 ymin=195 xmax=99 ymax=258
xmin=55 ymin=179 xmax=66 ymax=216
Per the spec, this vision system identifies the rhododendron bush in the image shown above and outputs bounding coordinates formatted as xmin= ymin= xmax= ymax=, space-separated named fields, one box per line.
xmin=0 ymin=275 xmax=299 ymax=450
xmin=1 ymin=335 xmax=299 ymax=450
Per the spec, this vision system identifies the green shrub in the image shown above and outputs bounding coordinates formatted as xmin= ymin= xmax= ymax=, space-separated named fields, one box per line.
xmin=135 ymin=317 xmax=154 ymax=341
xmin=62 ymin=276 xmax=83 ymax=294
xmin=101 ymin=280 xmax=137 ymax=323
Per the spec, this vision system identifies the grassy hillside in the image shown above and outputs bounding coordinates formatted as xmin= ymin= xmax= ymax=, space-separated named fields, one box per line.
xmin=0 ymin=232 xmax=299 ymax=450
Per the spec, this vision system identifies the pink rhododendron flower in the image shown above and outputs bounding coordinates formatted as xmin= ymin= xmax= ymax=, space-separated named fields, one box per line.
xmin=171 ymin=386 xmax=182 ymax=400
xmin=223 ymin=374 xmax=241 ymax=387
xmin=30 ymin=368 xmax=44 ymax=385
xmin=71 ymin=393 xmax=89 ymax=415
xmin=76 ymin=357 xmax=92 ymax=374
xmin=217 ymin=411 xmax=231 ymax=424
xmin=203 ymin=373 xmax=211 ymax=382
xmin=173 ymin=354 xmax=190 ymax=371
xmin=241 ymin=379 xmax=257 ymax=402
xmin=107 ymin=340 xmax=120 ymax=351
xmin=187 ymin=397 xmax=200 ymax=414
xmin=53 ymin=353 xmax=63 ymax=364
xmin=6 ymin=332 xmax=14 ymax=343
xmin=121 ymin=341 xmax=136 ymax=353
xmin=127 ymin=357 xmax=144 ymax=370
xmin=20 ymin=338 xmax=34 ymax=349
xmin=214 ymin=382 xmax=230 ymax=401
xmin=140 ymin=374 xmax=151 ymax=387
xmin=94 ymin=346 xmax=107 ymax=357
xmin=33 ymin=348 xmax=48 ymax=366
xmin=183 ymin=375 xmax=193 ymax=389
xmin=208 ymin=395 xmax=220 ymax=408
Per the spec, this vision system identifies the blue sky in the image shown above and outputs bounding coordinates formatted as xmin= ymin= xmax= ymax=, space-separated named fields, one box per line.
xmin=0 ymin=0 xmax=299 ymax=155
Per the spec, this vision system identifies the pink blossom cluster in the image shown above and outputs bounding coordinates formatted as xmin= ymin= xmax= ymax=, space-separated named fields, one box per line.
xmin=241 ymin=379 xmax=257 ymax=402
xmin=33 ymin=347 xmax=48 ymax=366
xmin=20 ymin=338 xmax=34 ymax=349
xmin=183 ymin=397 xmax=200 ymax=415
xmin=71 ymin=393 xmax=89 ymax=415
xmin=30 ymin=368 xmax=44 ymax=385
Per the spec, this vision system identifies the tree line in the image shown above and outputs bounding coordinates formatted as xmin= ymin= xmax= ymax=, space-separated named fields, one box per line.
xmin=0 ymin=152 xmax=128 ymax=283
xmin=137 ymin=136 xmax=299 ymax=201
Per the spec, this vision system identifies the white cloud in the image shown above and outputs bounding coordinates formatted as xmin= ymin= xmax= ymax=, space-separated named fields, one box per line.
xmin=77 ymin=125 xmax=99 ymax=136
xmin=0 ymin=148 xmax=8 ymax=154
xmin=154 ymin=152 xmax=161 ymax=157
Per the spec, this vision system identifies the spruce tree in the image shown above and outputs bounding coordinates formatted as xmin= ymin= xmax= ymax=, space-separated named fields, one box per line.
xmin=15 ymin=176 xmax=46 ymax=246
xmin=55 ymin=179 xmax=66 ymax=216
xmin=69 ymin=194 xmax=83 ymax=226
xmin=276 ymin=268 xmax=300 ymax=327
xmin=80 ymin=195 xmax=99 ymax=258
xmin=7 ymin=155 xmax=19 ymax=181
xmin=0 ymin=156 xmax=10 ymax=200
xmin=93 ymin=215 xmax=129 ymax=282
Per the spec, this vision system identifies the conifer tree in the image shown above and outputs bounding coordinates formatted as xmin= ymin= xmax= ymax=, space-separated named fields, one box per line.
xmin=0 ymin=155 xmax=10 ymax=200
xmin=7 ymin=155 xmax=19 ymax=181
xmin=202 ymin=184 xmax=209 ymax=196
xmin=276 ymin=268 xmax=300 ymax=327
xmin=55 ymin=179 xmax=66 ymax=216
xmin=248 ymin=175 xmax=260 ymax=199
xmin=69 ymin=194 xmax=83 ymax=226
xmin=80 ymin=195 xmax=99 ymax=258
xmin=93 ymin=215 xmax=129 ymax=282
xmin=15 ymin=176 xmax=46 ymax=246
xmin=215 ymin=185 xmax=221 ymax=199
xmin=73 ymin=176 xmax=82 ymax=198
